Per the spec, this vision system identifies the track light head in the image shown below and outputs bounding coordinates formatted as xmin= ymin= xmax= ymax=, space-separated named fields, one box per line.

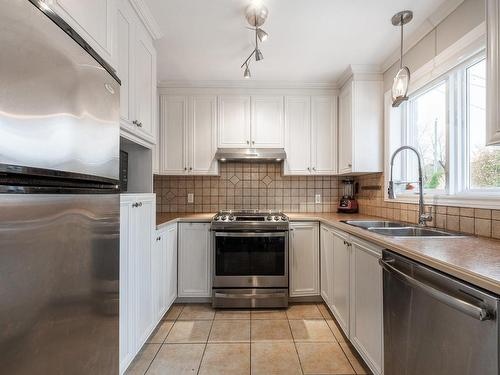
xmin=255 ymin=48 xmax=264 ymax=61
xmin=256 ymin=28 xmax=268 ymax=42
xmin=244 ymin=64 xmax=251 ymax=79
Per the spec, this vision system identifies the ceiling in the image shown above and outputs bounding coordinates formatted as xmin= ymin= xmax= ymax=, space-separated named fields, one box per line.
xmin=145 ymin=0 xmax=449 ymax=85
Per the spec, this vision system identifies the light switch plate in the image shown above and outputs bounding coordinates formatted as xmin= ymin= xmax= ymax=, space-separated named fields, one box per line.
xmin=315 ymin=194 xmax=321 ymax=204
xmin=187 ymin=193 xmax=194 ymax=203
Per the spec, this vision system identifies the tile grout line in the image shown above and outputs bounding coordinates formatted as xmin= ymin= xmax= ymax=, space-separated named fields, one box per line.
xmin=287 ymin=313 xmax=305 ymax=375
xmin=143 ymin=305 xmax=183 ymax=375
xmin=320 ymin=303 xmax=358 ymax=375
xmin=196 ymin=309 xmax=216 ymax=375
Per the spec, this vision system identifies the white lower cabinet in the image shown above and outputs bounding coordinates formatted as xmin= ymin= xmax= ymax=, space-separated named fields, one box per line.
xmin=331 ymin=229 xmax=351 ymax=334
xmin=289 ymin=222 xmax=320 ymax=297
xmin=178 ymin=223 xmax=212 ymax=297
xmin=320 ymin=225 xmax=335 ymax=306
xmin=152 ymin=223 xmax=177 ymax=322
xmin=349 ymin=237 xmax=383 ymax=375
xmin=319 ymin=224 xmax=383 ymax=375
xmin=119 ymin=194 xmax=155 ymax=374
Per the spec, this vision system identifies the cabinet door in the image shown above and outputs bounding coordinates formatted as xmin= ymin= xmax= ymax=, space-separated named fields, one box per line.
xmin=338 ymin=84 xmax=353 ymax=174
xmin=51 ymin=0 xmax=115 ymax=66
xmin=311 ymin=96 xmax=337 ymax=174
xmin=284 ymin=96 xmax=312 ymax=175
xmin=251 ymin=96 xmax=284 ymax=148
xmin=188 ymin=96 xmax=218 ymax=175
xmin=119 ymin=196 xmax=134 ymax=373
xmin=218 ymin=96 xmax=251 ymax=148
xmin=178 ymin=223 xmax=211 ymax=297
xmin=165 ymin=224 xmax=178 ymax=307
xmin=350 ymin=239 xmax=383 ymax=375
xmin=116 ymin=0 xmax=135 ymax=128
xmin=320 ymin=225 xmax=334 ymax=306
xmin=160 ymin=96 xmax=188 ymax=174
xmin=133 ymin=24 xmax=156 ymax=142
xmin=289 ymin=222 xmax=320 ymax=297
xmin=133 ymin=196 xmax=155 ymax=346
xmin=152 ymin=233 xmax=162 ymax=322
xmin=487 ymin=0 xmax=500 ymax=145
xmin=331 ymin=230 xmax=350 ymax=335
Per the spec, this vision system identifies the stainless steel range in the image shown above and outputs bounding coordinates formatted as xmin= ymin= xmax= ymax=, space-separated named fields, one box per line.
xmin=211 ymin=210 xmax=289 ymax=308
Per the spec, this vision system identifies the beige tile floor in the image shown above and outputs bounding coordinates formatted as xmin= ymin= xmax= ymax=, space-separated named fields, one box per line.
xmin=125 ymin=303 xmax=372 ymax=375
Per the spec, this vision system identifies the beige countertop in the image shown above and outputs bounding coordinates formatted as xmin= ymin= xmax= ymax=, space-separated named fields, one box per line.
xmin=156 ymin=212 xmax=500 ymax=295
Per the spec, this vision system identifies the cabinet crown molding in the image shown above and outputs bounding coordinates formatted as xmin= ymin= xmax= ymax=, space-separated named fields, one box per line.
xmin=337 ymin=65 xmax=383 ymax=89
xmin=157 ymin=80 xmax=338 ymax=90
xmin=129 ymin=0 xmax=163 ymax=39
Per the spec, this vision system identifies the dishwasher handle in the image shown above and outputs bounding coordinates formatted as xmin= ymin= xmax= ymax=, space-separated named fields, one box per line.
xmin=379 ymin=258 xmax=493 ymax=321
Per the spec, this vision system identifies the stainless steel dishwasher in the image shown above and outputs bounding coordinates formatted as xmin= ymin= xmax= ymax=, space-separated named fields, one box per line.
xmin=380 ymin=250 xmax=499 ymax=375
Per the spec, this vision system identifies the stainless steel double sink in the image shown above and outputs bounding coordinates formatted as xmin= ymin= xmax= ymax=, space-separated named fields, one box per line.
xmin=341 ymin=220 xmax=467 ymax=237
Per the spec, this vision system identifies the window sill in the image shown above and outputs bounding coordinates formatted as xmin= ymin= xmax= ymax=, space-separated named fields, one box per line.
xmin=384 ymin=192 xmax=500 ymax=210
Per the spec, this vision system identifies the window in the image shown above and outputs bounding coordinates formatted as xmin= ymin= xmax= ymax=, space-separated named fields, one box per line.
xmin=466 ymin=60 xmax=500 ymax=190
xmin=393 ymin=53 xmax=500 ymax=200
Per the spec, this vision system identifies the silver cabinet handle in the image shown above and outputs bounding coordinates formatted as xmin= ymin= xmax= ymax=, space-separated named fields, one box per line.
xmin=184 ymin=167 xmax=187 ymax=171
xmin=252 ymin=140 xmax=255 ymax=144
xmin=312 ymin=167 xmax=316 ymax=171
xmin=348 ymin=163 xmax=352 ymax=167
xmin=189 ymin=167 xmax=192 ymax=171
xmin=132 ymin=120 xmax=142 ymax=127
xmin=379 ymin=259 xmax=493 ymax=321
xmin=246 ymin=140 xmax=250 ymax=144
xmin=307 ymin=167 xmax=311 ymax=171
xmin=138 ymin=202 xmax=142 ymax=207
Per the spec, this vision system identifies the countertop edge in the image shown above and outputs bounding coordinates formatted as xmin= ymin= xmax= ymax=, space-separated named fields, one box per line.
xmin=155 ymin=213 xmax=500 ymax=295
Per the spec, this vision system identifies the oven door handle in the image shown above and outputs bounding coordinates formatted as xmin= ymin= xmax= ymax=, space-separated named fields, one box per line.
xmin=214 ymin=292 xmax=288 ymax=299
xmin=214 ymin=232 xmax=287 ymax=237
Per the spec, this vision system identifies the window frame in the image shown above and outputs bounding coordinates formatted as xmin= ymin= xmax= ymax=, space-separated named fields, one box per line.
xmin=385 ymin=49 xmax=500 ymax=209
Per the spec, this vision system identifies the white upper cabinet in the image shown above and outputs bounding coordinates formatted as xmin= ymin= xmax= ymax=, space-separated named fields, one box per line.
xmin=284 ymin=95 xmax=337 ymax=175
xmin=50 ymin=0 xmax=116 ymax=67
xmin=487 ymin=0 xmax=500 ymax=145
xmin=289 ymin=222 xmax=320 ymax=297
xmin=134 ymin=24 xmax=156 ymax=142
xmin=160 ymin=96 xmax=187 ymax=175
xmin=312 ymin=96 xmax=337 ymax=174
xmin=284 ymin=96 xmax=311 ymax=175
xmin=189 ymin=96 xmax=218 ymax=175
xmin=218 ymin=95 xmax=284 ymax=148
xmin=218 ymin=96 xmax=251 ymax=148
xmin=338 ymin=77 xmax=383 ymax=174
xmin=116 ymin=0 xmax=157 ymax=147
xmin=117 ymin=2 xmax=134 ymax=124
xmin=251 ymin=96 xmax=285 ymax=148
xmin=159 ymin=95 xmax=218 ymax=175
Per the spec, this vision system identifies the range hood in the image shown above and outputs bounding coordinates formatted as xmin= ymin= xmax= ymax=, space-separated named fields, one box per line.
xmin=215 ymin=148 xmax=286 ymax=162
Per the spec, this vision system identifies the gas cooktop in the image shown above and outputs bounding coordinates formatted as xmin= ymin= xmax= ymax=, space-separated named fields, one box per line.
xmin=211 ymin=210 xmax=289 ymax=230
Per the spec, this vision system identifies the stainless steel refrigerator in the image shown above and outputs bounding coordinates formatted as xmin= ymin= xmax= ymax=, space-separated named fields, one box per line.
xmin=0 ymin=1 xmax=121 ymax=373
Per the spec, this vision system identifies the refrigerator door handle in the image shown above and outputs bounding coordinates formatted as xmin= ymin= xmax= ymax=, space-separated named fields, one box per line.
xmin=379 ymin=258 xmax=493 ymax=321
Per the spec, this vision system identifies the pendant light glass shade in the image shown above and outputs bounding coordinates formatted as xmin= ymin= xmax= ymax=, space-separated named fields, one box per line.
xmin=392 ymin=66 xmax=410 ymax=107
xmin=391 ymin=10 xmax=413 ymax=108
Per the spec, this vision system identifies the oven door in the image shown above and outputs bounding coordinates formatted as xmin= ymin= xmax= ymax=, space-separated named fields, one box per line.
xmin=213 ymin=231 xmax=288 ymax=288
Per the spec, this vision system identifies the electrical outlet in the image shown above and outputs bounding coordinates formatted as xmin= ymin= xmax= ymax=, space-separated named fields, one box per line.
xmin=187 ymin=193 xmax=194 ymax=203
xmin=315 ymin=194 xmax=321 ymax=204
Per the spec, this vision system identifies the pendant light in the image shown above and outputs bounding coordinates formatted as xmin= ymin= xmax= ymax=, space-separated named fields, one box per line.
xmin=391 ymin=10 xmax=413 ymax=107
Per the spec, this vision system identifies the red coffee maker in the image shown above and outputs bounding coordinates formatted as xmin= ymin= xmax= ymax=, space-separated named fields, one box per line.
xmin=337 ymin=178 xmax=358 ymax=213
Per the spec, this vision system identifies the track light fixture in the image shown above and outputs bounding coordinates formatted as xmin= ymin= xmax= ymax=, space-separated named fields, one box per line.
xmin=240 ymin=2 xmax=269 ymax=78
